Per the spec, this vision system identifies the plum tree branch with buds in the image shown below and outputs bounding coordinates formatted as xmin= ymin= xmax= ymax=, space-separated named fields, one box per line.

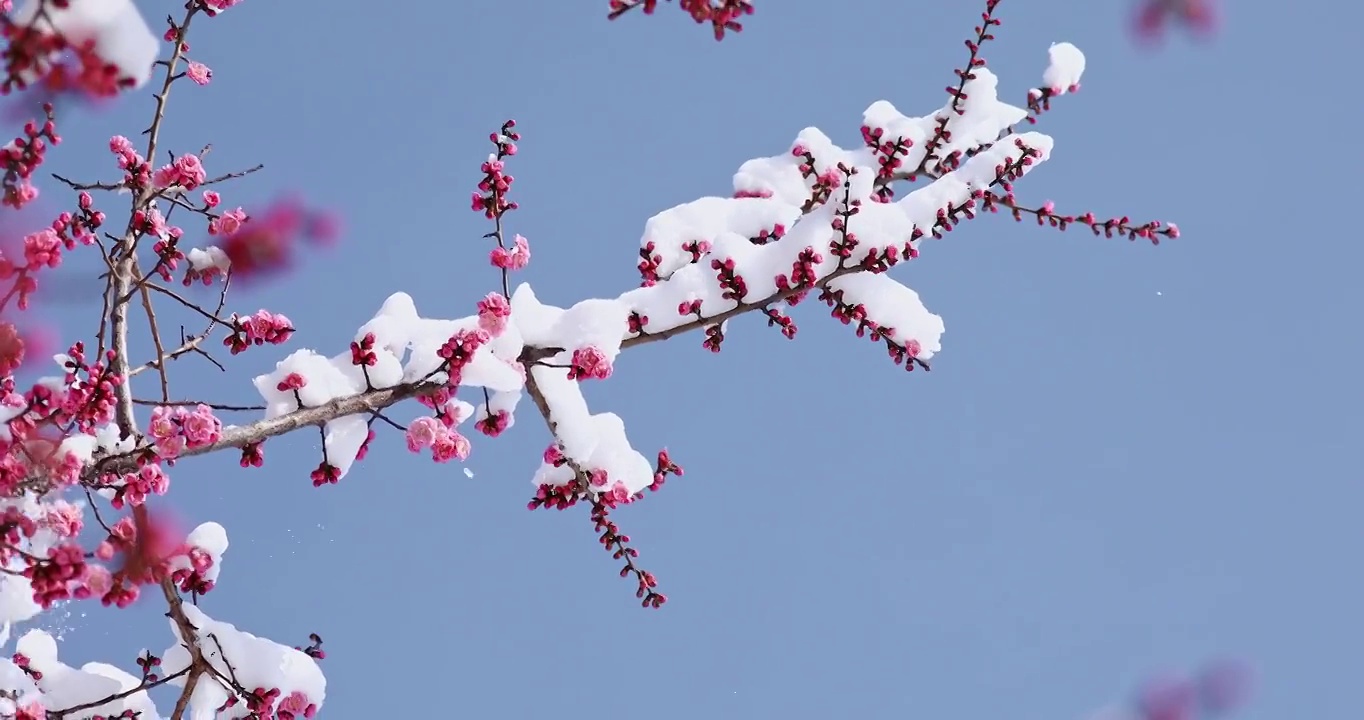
xmin=0 ymin=0 xmax=1250 ymax=719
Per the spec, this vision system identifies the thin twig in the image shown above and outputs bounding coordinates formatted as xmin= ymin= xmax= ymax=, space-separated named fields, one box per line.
xmin=139 ymin=282 xmax=232 ymax=324
xmin=134 ymin=259 xmax=172 ymax=401
xmin=127 ymin=274 xmax=231 ymax=377
xmin=51 ymin=172 xmax=126 ymax=192
xmin=203 ymin=163 xmax=264 ymax=186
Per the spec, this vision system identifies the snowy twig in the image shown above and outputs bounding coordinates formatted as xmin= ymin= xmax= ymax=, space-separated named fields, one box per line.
xmin=85 ymin=378 xmax=443 ymax=479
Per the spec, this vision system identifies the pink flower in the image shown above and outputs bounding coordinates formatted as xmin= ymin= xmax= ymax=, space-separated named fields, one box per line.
xmin=405 ymin=416 xmax=440 ymax=452
xmin=476 ymin=292 xmax=511 ymax=336
xmin=41 ymin=502 xmax=84 ymax=538
xmin=1197 ymin=660 xmax=1253 ymax=714
xmin=1137 ymin=675 xmax=1197 ymax=720
xmin=567 ymin=345 xmax=612 ymax=381
xmin=139 ymin=464 xmax=170 ymax=495
xmin=276 ymin=372 xmax=307 ymax=391
xmin=209 ymin=207 xmax=247 ymax=236
xmin=175 ymin=154 xmax=206 ymax=188
xmin=149 ymin=406 xmax=178 ymax=440
xmin=155 ymin=435 xmax=187 ymax=460
xmin=153 ymin=153 xmax=207 ymax=191
xmin=201 ymin=0 xmax=243 ymax=14
xmin=1133 ymin=0 xmax=1219 ymax=42
xmin=23 ymin=229 xmax=62 ymax=268
xmin=279 ymin=691 xmax=317 ymax=719
xmin=604 ymin=482 xmax=630 ymax=507
xmin=437 ymin=329 xmax=490 ymax=369
xmin=180 ymin=404 xmax=222 ymax=447
xmin=116 ymin=464 xmax=171 ymax=508
xmin=431 ymin=430 xmax=471 ymax=462
xmin=83 ymin=565 xmax=112 ymax=595
xmin=109 ymin=135 xmax=134 ymax=156
xmin=490 ymin=234 xmax=530 ymax=270
xmin=475 ymin=409 xmax=511 ymax=437
xmin=213 ymin=199 xmax=339 ymax=280
xmin=186 ymin=61 xmax=213 ymax=85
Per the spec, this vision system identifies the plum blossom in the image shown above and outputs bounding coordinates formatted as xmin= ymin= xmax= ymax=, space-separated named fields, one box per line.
xmin=153 ymin=153 xmax=207 ymax=191
xmin=405 ymin=416 xmax=471 ymax=462
xmin=477 ymin=292 xmax=511 ymax=336
xmin=186 ymin=60 xmax=213 ymax=85
xmin=490 ymin=234 xmax=530 ymax=270
xmin=1133 ymin=0 xmax=1219 ymax=42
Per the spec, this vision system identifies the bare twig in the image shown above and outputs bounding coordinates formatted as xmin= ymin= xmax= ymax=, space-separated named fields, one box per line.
xmin=203 ymin=163 xmax=264 ymax=186
xmin=134 ymin=260 xmax=172 ymax=401
xmin=128 ymin=274 xmax=231 ymax=377
xmin=51 ymin=172 xmax=126 ymax=192
xmin=139 ymin=282 xmax=231 ymax=324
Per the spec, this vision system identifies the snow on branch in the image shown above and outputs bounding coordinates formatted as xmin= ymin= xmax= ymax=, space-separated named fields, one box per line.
xmin=12 ymin=629 xmax=160 ymax=717
xmin=5 ymin=0 xmax=158 ymax=93
xmin=160 ymin=605 xmax=324 ymax=719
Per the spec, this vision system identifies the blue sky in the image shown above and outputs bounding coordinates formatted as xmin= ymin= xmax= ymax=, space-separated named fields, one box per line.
xmin=23 ymin=0 xmax=1363 ymax=718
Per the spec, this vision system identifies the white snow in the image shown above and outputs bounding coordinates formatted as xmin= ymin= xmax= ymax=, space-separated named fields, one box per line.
xmin=0 ymin=574 xmax=42 ymax=627
xmin=528 ymin=365 xmax=654 ymax=494
xmin=0 ymin=493 xmax=97 ymax=629
xmin=161 ymin=606 xmax=325 ymax=720
xmin=617 ymin=126 xmax=1049 ymax=340
xmin=186 ymin=245 xmax=230 ymax=273
xmin=168 ymin=521 xmax=230 ymax=585
xmin=16 ymin=630 xmax=159 ymax=718
xmin=0 ymin=652 xmax=41 ymax=717
xmin=640 ymin=196 xmax=802 ymax=278
xmin=1042 ymin=42 xmax=1086 ymax=95
xmin=475 ymin=389 xmax=522 ymax=431
xmin=825 ymin=273 xmax=945 ymax=359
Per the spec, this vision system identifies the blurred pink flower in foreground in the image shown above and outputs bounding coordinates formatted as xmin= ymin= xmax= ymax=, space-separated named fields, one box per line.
xmin=216 ymin=198 xmax=341 ymax=282
xmin=1196 ymin=659 xmax=1254 ymax=715
xmin=1132 ymin=0 xmax=1219 ymax=43
xmin=0 ymin=320 xmax=51 ymax=377
xmin=1134 ymin=659 xmax=1253 ymax=720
